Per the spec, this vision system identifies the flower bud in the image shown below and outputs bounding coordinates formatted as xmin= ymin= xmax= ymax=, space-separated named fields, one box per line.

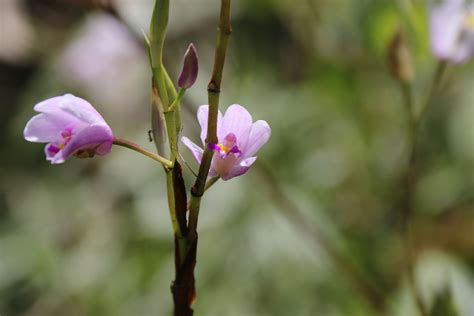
xmin=387 ymin=30 xmax=414 ymax=83
xmin=178 ymin=43 xmax=198 ymax=89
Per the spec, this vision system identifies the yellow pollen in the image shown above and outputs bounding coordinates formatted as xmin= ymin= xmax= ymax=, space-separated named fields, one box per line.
xmin=59 ymin=143 xmax=65 ymax=150
xmin=218 ymin=144 xmax=230 ymax=152
xmin=465 ymin=12 xmax=474 ymax=29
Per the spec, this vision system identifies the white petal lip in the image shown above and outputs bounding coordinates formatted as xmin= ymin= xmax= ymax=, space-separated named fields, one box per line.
xmin=181 ymin=136 xmax=204 ymax=163
xmin=45 ymin=145 xmax=65 ymax=164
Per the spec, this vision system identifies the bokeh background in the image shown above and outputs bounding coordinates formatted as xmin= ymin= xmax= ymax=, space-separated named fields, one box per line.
xmin=1 ymin=0 xmax=473 ymax=315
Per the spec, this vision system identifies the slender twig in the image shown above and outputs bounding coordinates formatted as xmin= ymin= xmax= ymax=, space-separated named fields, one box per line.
xmin=204 ymin=177 xmax=220 ymax=192
xmin=188 ymin=0 xmax=232 ymax=240
xmin=112 ymin=137 xmax=173 ymax=168
xmin=397 ymin=80 xmax=428 ymax=316
xmin=396 ymin=61 xmax=448 ymax=316
xmin=415 ymin=61 xmax=447 ymax=123
xmin=168 ymin=88 xmax=186 ymax=112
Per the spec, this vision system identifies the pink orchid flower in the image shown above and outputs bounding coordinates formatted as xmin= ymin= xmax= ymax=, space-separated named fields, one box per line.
xmin=23 ymin=94 xmax=114 ymax=164
xmin=430 ymin=0 xmax=474 ymax=63
xmin=182 ymin=104 xmax=271 ymax=180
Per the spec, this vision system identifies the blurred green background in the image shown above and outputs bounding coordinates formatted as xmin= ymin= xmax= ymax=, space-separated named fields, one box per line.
xmin=1 ymin=0 xmax=473 ymax=315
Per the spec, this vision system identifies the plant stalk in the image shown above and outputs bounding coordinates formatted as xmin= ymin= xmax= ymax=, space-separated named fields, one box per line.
xmin=149 ymin=1 xmax=191 ymax=315
xmin=397 ymin=61 xmax=448 ymax=316
xmin=188 ymin=0 xmax=232 ymax=241
xmin=112 ymin=137 xmax=173 ymax=168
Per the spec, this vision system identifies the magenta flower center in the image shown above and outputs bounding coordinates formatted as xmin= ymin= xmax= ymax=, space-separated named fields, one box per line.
xmin=208 ymin=132 xmax=241 ymax=159
xmin=47 ymin=126 xmax=74 ymax=154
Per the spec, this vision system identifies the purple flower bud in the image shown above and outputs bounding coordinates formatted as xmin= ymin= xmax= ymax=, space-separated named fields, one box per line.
xmin=178 ymin=43 xmax=199 ymax=89
xmin=387 ymin=30 xmax=414 ymax=83
xmin=23 ymin=94 xmax=114 ymax=164
xmin=182 ymin=104 xmax=271 ymax=180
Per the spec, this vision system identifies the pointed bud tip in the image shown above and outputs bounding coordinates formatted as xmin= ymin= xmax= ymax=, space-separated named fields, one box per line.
xmin=387 ymin=29 xmax=414 ymax=83
xmin=178 ymin=43 xmax=199 ymax=89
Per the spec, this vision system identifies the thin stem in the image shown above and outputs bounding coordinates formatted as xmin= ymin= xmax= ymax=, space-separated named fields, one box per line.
xmin=415 ymin=61 xmax=447 ymax=123
xmin=188 ymin=0 xmax=232 ymax=240
xmin=148 ymin=2 xmax=192 ymax=315
xmin=164 ymin=68 xmax=182 ymax=137
xmin=397 ymin=62 xmax=448 ymax=316
xmin=166 ymin=169 xmax=183 ymax=238
xmin=205 ymin=177 xmax=220 ymax=192
xmin=164 ymin=67 xmax=178 ymax=99
xmin=168 ymin=88 xmax=186 ymax=112
xmin=398 ymin=80 xmax=428 ymax=316
xmin=401 ymin=82 xmax=416 ymax=145
xmin=112 ymin=137 xmax=173 ymax=168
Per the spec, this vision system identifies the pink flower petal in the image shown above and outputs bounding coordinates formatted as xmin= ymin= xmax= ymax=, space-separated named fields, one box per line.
xmin=208 ymin=166 xmax=219 ymax=178
xmin=430 ymin=0 xmax=465 ymax=61
xmin=243 ymin=120 xmax=271 ymax=157
xmin=224 ymin=156 xmax=257 ymax=180
xmin=57 ymin=124 xmax=113 ymax=163
xmin=25 ymin=94 xmax=114 ymax=164
xmin=183 ymin=103 xmax=270 ymax=181
xmin=181 ymin=136 xmax=203 ymax=163
xmin=44 ymin=144 xmax=66 ymax=164
xmin=219 ymin=104 xmax=253 ymax=147
xmin=197 ymin=105 xmax=223 ymax=145
xmin=35 ymin=94 xmax=106 ymax=125
xmin=24 ymin=113 xmax=79 ymax=142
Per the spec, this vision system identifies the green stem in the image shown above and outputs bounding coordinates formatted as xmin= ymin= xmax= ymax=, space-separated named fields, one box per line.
xmin=397 ymin=62 xmax=448 ymax=316
xmin=415 ymin=61 xmax=447 ymax=123
xmin=398 ymin=80 xmax=428 ymax=316
xmin=205 ymin=177 xmax=220 ymax=192
xmin=164 ymin=68 xmax=182 ymax=137
xmin=166 ymin=169 xmax=183 ymax=237
xmin=150 ymin=0 xmax=180 ymax=161
xmin=150 ymin=0 xmax=170 ymax=109
xmin=168 ymin=88 xmax=186 ymax=112
xmin=112 ymin=137 xmax=173 ymax=168
xmin=188 ymin=0 xmax=232 ymax=241
xmin=401 ymin=82 xmax=416 ymax=150
xmin=164 ymin=67 xmax=178 ymax=99
xmin=149 ymin=2 xmax=191 ymax=315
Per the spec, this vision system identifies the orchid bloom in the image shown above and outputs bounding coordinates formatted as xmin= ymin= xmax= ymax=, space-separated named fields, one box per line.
xmin=182 ymin=104 xmax=271 ymax=181
xmin=430 ymin=0 xmax=474 ymax=63
xmin=23 ymin=94 xmax=114 ymax=164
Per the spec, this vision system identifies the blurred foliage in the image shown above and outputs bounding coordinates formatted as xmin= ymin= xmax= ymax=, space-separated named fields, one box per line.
xmin=429 ymin=288 xmax=458 ymax=316
xmin=0 ymin=0 xmax=473 ymax=315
